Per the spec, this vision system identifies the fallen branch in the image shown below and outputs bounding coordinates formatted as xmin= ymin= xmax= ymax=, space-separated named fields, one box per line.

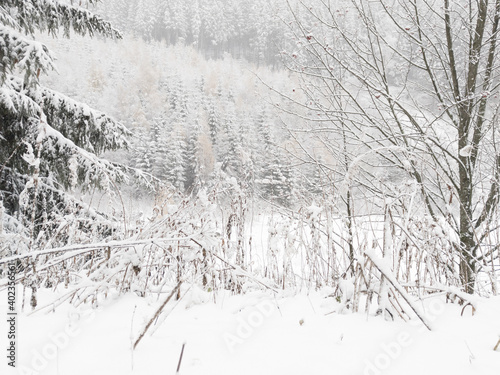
xmin=365 ymin=250 xmax=433 ymax=331
xmin=0 ymin=235 xmax=197 ymax=265
xmin=176 ymin=342 xmax=186 ymax=374
xmin=133 ymin=281 xmax=182 ymax=350
xmin=401 ymin=282 xmax=478 ymax=312
xmin=494 ymin=337 xmax=500 ymax=352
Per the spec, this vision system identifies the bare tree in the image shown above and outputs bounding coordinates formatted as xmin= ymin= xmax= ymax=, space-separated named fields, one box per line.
xmin=278 ymin=0 xmax=500 ymax=293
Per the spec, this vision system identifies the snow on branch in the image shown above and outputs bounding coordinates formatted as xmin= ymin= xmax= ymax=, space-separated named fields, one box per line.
xmin=5 ymin=165 xmax=115 ymax=219
xmin=0 ymin=25 xmax=55 ymax=87
xmin=7 ymin=76 xmax=130 ymax=153
xmin=39 ymin=118 xmax=129 ymax=189
xmin=0 ymin=6 xmax=18 ymax=29
xmin=0 ymin=83 xmax=41 ymax=116
xmin=110 ymin=162 xmax=163 ymax=192
xmin=0 ymin=235 xmax=200 ymax=265
xmin=365 ymin=249 xmax=433 ymax=331
xmin=38 ymin=87 xmax=130 ymax=153
xmin=4 ymin=0 xmax=122 ymax=39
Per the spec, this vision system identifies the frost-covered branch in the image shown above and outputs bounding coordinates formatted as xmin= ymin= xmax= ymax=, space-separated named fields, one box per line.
xmin=0 ymin=25 xmax=56 ymax=87
xmin=3 ymin=0 xmax=121 ymax=39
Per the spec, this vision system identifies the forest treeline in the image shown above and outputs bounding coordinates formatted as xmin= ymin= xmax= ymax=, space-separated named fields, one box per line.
xmin=97 ymin=0 xmax=286 ymax=66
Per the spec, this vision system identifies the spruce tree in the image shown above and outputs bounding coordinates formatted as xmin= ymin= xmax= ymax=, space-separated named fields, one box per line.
xmin=165 ymin=124 xmax=187 ymax=192
xmin=150 ymin=116 xmax=168 ymax=180
xmin=184 ymin=119 xmax=202 ymax=192
xmin=0 ymin=1 xmax=129 ymax=239
xmin=207 ymin=101 xmax=219 ymax=146
xmin=132 ymin=128 xmax=153 ymax=176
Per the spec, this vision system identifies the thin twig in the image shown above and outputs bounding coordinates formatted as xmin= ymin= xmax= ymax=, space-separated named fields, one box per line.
xmin=176 ymin=342 xmax=186 ymax=374
xmin=133 ymin=281 xmax=182 ymax=350
xmin=494 ymin=338 xmax=500 ymax=352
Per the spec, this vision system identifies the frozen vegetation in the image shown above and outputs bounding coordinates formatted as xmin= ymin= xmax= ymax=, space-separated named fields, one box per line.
xmin=1 ymin=1 xmax=500 ymax=374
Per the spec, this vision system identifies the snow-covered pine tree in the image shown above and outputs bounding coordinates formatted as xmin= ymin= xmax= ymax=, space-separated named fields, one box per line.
xmin=149 ymin=115 xmax=168 ymax=180
xmin=252 ymin=109 xmax=293 ymax=206
xmin=259 ymin=149 xmax=293 ymax=207
xmin=184 ymin=118 xmax=202 ymax=192
xmin=207 ymin=100 xmax=219 ymax=146
xmin=188 ymin=0 xmax=202 ymax=47
xmin=0 ymin=1 xmax=129 ymax=241
xmin=165 ymin=124 xmax=187 ymax=192
xmin=238 ymin=114 xmax=257 ymax=191
xmin=132 ymin=0 xmax=157 ymax=41
xmin=217 ymin=94 xmax=243 ymax=177
xmin=131 ymin=127 xmax=153 ymax=176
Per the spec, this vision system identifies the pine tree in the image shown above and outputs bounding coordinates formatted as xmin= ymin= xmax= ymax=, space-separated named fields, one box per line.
xmin=207 ymin=101 xmax=219 ymax=146
xmin=0 ymin=1 xmax=128 ymax=240
xmin=132 ymin=128 xmax=153 ymax=175
xmin=217 ymin=93 xmax=242 ymax=176
xmin=253 ymin=108 xmax=293 ymax=206
xmin=149 ymin=116 xmax=168 ymax=180
xmin=259 ymin=149 xmax=292 ymax=206
xmin=188 ymin=0 xmax=202 ymax=46
xmin=165 ymin=124 xmax=187 ymax=192
xmin=131 ymin=0 xmax=156 ymax=40
xmin=184 ymin=119 xmax=202 ymax=192
xmin=238 ymin=114 xmax=257 ymax=191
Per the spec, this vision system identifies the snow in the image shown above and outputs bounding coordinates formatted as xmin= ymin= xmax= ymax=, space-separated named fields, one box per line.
xmin=21 ymin=143 xmax=38 ymax=167
xmin=459 ymin=145 xmax=474 ymax=157
xmin=0 ymin=24 xmax=56 ymax=83
xmin=306 ymin=202 xmax=322 ymax=219
xmin=3 ymin=2 xmax=500 ymax=375
xmin=1 ymin=288 xmax=499 ymax=375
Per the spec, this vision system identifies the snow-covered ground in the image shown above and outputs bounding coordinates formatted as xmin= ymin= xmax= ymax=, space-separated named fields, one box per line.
xmin=1 ymin=287 xmax=500 ymax=375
